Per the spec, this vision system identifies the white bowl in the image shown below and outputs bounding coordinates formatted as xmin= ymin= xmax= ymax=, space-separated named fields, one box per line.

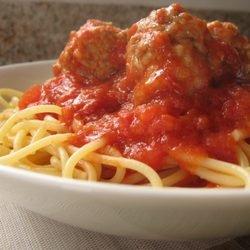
xmin=0 ymin=61 xmax=250 ymax=240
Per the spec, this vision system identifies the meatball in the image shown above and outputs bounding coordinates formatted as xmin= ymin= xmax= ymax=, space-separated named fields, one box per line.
xmin=54 ymin=20 xmax=127 ymax=81
xmin=126 ymin=4 xmax=245 ymax=105
xmin=208 ymin=21 xmax=250 ymax=80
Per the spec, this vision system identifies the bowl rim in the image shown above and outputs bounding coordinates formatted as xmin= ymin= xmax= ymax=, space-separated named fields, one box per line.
xmin=0 ymin=59 xmax=56 ymax=69
xmin=1 ymin=164 xmax=250 ymax=199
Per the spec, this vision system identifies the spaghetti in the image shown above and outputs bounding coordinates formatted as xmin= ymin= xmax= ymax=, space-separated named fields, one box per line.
xmin=0 ymin=89 xmax=250 ymax=188
xmin=1 ymin=4 xmax=250 ymax=188
xmin=0 ymin=94 xmax=164 ymax=187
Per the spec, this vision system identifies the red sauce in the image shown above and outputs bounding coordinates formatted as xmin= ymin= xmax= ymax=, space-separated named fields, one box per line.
xmin=19 ymin=4 xmax=250 ymax=186
xmin=20 ymin=76 xmax=250 ymax=168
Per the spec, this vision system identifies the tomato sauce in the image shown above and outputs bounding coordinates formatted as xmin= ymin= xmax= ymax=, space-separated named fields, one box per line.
xmin=19 ymin=4 xmax=250 ymax=186
xmin=20 ymin=75 xmax=250 ymax=168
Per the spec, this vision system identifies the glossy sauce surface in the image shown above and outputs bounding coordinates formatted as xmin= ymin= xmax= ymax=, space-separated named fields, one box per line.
xmin=19 ymin=4 xmax=250 ymax=186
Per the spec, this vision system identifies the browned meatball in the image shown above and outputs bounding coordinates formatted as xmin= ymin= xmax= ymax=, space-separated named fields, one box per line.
xmin=126 ymin=4 xmax=213 ymax=104
xmin=126 ymin=4 xmax=244 ymax=105
xmin=208 ymin=21 xmax=250 ymax=80
xmin=53 ymin=20 xmax=127 ymax=81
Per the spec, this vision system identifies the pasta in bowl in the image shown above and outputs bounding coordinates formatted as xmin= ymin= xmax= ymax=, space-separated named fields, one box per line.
xmin=1 ymin=3 xmax=250 ymax=190
xmin=0 ymin=43 xmax=250 ymax=240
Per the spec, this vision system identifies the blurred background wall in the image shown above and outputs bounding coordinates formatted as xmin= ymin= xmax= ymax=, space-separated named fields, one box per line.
xmin=0 ymin=0 xmax=249 ymax=65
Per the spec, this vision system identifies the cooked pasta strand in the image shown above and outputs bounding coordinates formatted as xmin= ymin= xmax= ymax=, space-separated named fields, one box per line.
xmin=0 ymin=133 xmax=72 ymax=164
